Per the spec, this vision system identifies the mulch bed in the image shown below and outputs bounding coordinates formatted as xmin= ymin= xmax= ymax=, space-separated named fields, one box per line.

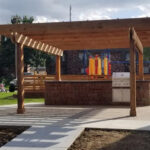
xmin=68 ymin=128 xmax=150 ymax=150
xmin=0 ymin=126 xmax=29 ymax=147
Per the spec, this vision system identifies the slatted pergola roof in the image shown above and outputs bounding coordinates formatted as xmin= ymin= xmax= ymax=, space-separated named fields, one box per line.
xmin=11 ymin=32 xmax=63 ymax=56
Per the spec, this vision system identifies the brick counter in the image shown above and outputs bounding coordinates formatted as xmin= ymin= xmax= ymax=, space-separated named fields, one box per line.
xmin=45 ymin=81 xmax=112 ymax=105
xmin=136 ymin=81 xmax=150 ymax=105
xmin=44 ymin=80 xmax=150 ymax=106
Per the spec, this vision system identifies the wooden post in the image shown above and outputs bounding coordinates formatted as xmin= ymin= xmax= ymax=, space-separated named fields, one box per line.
xmin=56 ymin=55 xmax=61 ymax=81
xmin=129 ymin=27 xmax=143 ymax=117
xmin=130 ymin=40 xmax=136 ymax=116
xmin=17 ymin=43 xmax=25 ymax=114
xmin=138 ymin=53 xmax=144 ymax=80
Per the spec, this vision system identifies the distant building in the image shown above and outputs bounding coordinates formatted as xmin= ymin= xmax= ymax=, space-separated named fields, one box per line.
xmin=48 ymin=49 xmax=130 ymax=75
xmin=47 ymin=49 xmax=150 ymax=75
xmin=26 ymin=65 xmax=47 ymax=75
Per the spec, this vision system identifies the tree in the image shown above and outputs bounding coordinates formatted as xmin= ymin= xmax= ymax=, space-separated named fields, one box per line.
xmin=11 ymin=15 xmax=34 ymax=24
xmin=0 ymin=36 xmax=15 ymax=84
xmin=0 ymin=15 xmax=47 ymax=84
xmin=11 ymin=15 xmax=22 ymax=24
xmin=24 ymin=47 xmax=48 ymax=70
xmin=144 ymin=47 xmax=150 ymax=61
xmin=22 ymin=16 xmax=34 ymax=24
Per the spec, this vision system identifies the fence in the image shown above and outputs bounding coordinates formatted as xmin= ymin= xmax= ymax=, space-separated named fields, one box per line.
xmin=24 ymin=74 xmax=150 ymax=94
xmin=24 ymin=74 xmax=112 ymax=93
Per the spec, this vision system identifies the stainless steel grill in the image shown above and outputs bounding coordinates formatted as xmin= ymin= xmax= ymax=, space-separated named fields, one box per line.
xmin=112 ymin=72 xmax=130 ymax=102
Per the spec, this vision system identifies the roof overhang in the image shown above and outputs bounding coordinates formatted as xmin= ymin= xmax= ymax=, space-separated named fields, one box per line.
xmin=0 ymin=17 xmax=149 ymax=50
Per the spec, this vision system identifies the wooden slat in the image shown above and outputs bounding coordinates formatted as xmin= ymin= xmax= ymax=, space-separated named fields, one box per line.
xmin=11 ymin=32 xmax=63 ymax=56
xmin=24 ymin=86 xmax=45 ymax=89
xmin=138 ymin=53 xmax=144 ymax=80
xmin=56 ymin=55 xmax=61 ymax=81
xmin=24 ymin=74 xmax=150 ymax=94
xmin=24 ymin=83 xmax=45 ymax=86
xmin=25 ymin=89 xmax=44 ymax=92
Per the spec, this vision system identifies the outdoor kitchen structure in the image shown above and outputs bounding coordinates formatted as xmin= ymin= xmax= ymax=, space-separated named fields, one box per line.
xmin=0 ymin=17 xmax=150 ymax=116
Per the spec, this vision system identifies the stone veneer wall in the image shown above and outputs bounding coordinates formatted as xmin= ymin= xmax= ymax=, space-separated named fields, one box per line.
xmin=45 ymin=81 xmax=150 ymax=106
xmin=45 ymin=81 xmax=112 ymax=105
xmin=136 ymin=81 xmax=150 ymax=105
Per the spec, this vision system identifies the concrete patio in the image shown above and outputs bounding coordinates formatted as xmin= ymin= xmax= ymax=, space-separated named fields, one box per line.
xmin=1 ymin=103 xmax=150 ymax=150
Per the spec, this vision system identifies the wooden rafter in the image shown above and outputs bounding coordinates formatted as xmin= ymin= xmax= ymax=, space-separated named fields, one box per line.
xmin=129 ymin=27 xmax=143 ymax=54
xmin=11 ymin=32 xmax=63 ymax=56
xmin=56 ymin=55 xmax=61 ymax=81
xmin=129 ymin=27 xmax=144 ymax=79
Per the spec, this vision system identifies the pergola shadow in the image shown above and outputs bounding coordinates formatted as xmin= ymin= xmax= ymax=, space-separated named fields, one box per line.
xmin=2 ymin=105 xmax=131 ymax=149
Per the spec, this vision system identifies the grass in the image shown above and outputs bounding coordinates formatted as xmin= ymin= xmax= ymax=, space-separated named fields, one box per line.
xmin=0 ymin=92 xmax=44 ymax=105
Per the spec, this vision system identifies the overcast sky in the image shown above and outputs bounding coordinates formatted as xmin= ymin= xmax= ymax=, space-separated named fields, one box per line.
xmin=0 ymin=0 xmax=150 ymax=24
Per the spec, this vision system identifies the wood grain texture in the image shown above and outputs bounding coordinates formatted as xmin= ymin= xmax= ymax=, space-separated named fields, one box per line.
xmin=17 ymin=43 xmax=25 ymax=114
xmin=0 ymin=18 xmax=149 ymax=50
xmin=12 ymin=32 xmax=63 ymax=56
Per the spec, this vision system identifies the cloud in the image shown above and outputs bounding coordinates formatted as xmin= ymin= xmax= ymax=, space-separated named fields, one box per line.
xmin=79 ymin=10 xmax=112 ymax=20
xmin=137 ymin=4 xmax=150 ymax=17
xmin=34 ymin=16 xmax=59 ymax=23
xmin=0 ymin=0 xmax=150 ymax=24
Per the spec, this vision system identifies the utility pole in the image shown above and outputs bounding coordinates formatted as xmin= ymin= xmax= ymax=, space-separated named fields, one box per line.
xmin=69 ymin=5 xmax=72 ymax=22
xmin=0 ymin=35 xmax=1 ymax=45
xmin=15 ymin=43 xmax=17 ymax=79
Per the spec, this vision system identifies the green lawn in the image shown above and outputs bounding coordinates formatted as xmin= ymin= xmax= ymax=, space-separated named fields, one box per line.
xmin=0 ymin=92 xmax=44 ymax=105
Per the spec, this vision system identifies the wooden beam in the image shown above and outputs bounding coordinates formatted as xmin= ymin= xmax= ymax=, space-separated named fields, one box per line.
xmin=17 ymin=43 xmax=25 ymax=114
xmin=138 ymin=52 xmax=144 ymax=80
xmin=0 ymin=18 xmax=150 ymax=50
xmin=30 ymin=34 xmax=128 ymax=42
xmin=39 ymin=37 xmax=128 ymax=44
xmin=1 ymin=17 xmax=150 ymax=36
xmin=11 ymin=32 xmax=63 ymax=56
xmin=56 ymin=55 xmax=61 ymax=81
xmin=11 ymin=30 xmax=150 ymax=50
xmin=130 ymin=37 xmax=137 ymax=117
xmin=50 ymin=41 xmax=130 ymax=50
xmin=28 ymin=31 xmax=128 ymax=39
xmin=129 ymin=27 xmax=143 ymax=54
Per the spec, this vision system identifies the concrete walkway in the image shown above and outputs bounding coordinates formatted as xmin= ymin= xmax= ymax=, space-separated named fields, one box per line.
xmin=1 ymin=104 xmax=150 ymax=150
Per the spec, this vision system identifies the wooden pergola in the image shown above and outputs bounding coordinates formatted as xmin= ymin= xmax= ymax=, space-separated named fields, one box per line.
xmin=0 ymin=17 xmax=148 ymax=116
xmin=10 ymin=32 xmax=63 ymax=113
